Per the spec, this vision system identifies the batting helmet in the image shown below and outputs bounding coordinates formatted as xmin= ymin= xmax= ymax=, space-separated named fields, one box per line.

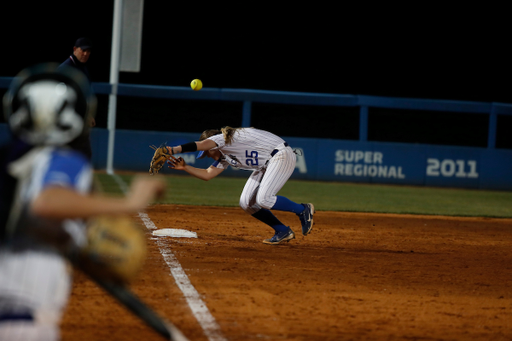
xmin=3 ymin=63 xmax=96 ymax=146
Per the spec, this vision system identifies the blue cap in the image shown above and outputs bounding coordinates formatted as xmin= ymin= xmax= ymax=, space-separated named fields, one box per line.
xmin=196 ymin=150 xmax=207 ymax=159
xmin=75 ymin=37 xmax=93 ymax=50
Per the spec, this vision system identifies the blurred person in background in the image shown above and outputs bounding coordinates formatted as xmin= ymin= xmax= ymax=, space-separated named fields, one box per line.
xmin=58 ymin=37 xmax=95 ymax=160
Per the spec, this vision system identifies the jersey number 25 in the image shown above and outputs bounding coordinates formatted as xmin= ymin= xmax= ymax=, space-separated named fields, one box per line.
xmin=246 ymin=150 xmax=259 ymax=166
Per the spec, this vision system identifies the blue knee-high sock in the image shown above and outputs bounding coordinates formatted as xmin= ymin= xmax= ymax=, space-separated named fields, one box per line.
xmin=271 ymin=196 xmax=305 ymax=214
xmin=251 ymin=209 xmax=289 ymax=232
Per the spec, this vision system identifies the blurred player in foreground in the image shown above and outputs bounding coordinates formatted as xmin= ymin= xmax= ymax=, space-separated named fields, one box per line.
xmin=0 ymin=63 xmax=165 ymax=341
xmin=165 ymin=127 xmax=314 ymax=245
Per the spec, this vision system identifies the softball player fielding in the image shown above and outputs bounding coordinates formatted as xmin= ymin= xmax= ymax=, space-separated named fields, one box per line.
xmin=166 ymin=126 xmax=314 ymax=244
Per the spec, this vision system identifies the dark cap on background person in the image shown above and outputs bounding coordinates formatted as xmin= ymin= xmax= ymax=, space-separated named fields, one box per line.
xmin=75 ymin=37 xmax=93 ymax=50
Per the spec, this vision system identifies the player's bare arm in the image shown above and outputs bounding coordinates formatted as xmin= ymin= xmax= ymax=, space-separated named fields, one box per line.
xmin=167 ymin=155 xmax=223 ymax=181
xmin=31 ymin=176 xmax=165 ymax=219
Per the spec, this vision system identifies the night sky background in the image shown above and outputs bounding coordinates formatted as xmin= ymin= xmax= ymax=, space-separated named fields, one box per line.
xmin=1 ymin=2 xmax=510 ymax=147
xmin=2 ymin=2 xmax=509 ymax=102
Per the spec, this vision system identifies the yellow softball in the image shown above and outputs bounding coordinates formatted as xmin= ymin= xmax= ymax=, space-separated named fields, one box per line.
xmin=191 ymin=79 xmax=203 ymax=91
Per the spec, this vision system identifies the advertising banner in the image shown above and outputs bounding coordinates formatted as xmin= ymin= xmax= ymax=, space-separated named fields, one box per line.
xmin=87 ymin=129 xmax=512 ymax=190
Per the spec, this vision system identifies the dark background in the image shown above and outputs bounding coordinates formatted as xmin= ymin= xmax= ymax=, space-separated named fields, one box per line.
xmin=1 ymin=2 xmax=510 ymax=147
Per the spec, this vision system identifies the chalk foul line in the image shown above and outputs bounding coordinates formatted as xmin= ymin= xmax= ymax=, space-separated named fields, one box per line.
xmin=111 ymin=174 xmax=226 ymax=341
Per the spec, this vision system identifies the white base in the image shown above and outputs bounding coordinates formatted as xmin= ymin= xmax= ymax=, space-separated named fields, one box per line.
xmin=152 ymin=228 xmax=197 ymax=238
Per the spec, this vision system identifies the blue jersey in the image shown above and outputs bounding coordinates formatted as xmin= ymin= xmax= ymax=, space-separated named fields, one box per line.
xmin=30 ymin=147 xmax=92 ymax=195
xmin=5 ymin=146 xmax=92 ymax=248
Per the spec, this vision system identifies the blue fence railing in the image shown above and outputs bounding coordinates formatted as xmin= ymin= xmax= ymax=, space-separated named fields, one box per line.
xmin=2 ymin=77 xmax=512 ymax=190
xmin=1 ymin=77 xmax=512 ymax=149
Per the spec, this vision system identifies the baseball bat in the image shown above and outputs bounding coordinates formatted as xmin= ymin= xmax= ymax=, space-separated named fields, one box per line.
xmin=85 ymin=271 xmax=189 ymax=341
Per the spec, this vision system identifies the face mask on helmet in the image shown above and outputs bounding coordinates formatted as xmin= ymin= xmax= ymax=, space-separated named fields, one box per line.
xmin=3 ymin=63 xmax=96 ymax=146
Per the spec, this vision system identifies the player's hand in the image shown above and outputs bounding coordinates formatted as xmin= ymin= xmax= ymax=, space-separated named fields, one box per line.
xmin=167 ymin=155 xmax=186 ymax=170
xmin=126 ymin=175 xmax=166 ymax=210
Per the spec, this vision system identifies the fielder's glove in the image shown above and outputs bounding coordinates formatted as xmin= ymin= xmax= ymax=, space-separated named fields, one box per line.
xmin=149 ymin=143 xmax=171 ymax=175
xmin=77 ymin=215 xmax=147 ymax=284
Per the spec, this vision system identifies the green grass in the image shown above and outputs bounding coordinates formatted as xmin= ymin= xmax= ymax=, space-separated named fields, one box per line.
xmin=94 ymin=173 xmax=512 ymax=218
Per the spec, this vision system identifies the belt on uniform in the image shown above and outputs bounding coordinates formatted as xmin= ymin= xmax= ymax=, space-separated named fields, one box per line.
xmin=0 ymin=312 xmax=34 ymax=322
xmin=270 ymin=142 xmax=289 ymax=157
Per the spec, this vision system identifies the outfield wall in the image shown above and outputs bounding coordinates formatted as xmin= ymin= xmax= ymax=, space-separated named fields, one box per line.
xmin=85 ymin=128 xmax=512 ymax=191
xmin=1 ymin=78 xmax=511 ymax=190
xmin=1 ymin=124 xmax=511 ymax=190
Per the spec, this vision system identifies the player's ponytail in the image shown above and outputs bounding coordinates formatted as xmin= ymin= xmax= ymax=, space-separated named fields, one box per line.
xmin=221 ymin=126 xmax=240 ymax=145
xmin=199 ymin=129 xmax=221 ymax=141
xmin=200 ymin=126 xmax=245 ymax=145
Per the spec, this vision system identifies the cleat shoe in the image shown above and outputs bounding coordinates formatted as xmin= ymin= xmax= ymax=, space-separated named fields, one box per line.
xmin=297 ymin=203 xmax=314 ymax=236
xmin=262 ymin=228 xmax=295 ymax=245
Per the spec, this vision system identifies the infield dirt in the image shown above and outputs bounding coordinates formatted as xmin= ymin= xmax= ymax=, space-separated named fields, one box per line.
xmin=61 ymin=205 xmax=512 ymax=341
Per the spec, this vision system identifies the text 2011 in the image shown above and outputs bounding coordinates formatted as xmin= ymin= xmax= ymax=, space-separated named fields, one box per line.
xmin=426 ymin=158 xmax=478 ymax=178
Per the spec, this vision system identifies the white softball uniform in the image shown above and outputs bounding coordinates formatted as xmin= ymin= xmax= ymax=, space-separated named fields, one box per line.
xmin=207 ymin=128 xmax=296 ymax=214
xmin=0 ymin=146 xmax=92 ymax=341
